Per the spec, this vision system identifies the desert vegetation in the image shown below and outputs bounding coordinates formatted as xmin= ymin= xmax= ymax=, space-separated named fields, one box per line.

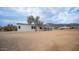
xmin=0 ymin=24 xmax=17 ymax=31
xmin=27 ymin=15 xmax=44 ymax=31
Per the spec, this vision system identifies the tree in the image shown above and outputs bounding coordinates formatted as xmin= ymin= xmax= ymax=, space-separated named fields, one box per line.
xmin=27 ymin=15 xmax=34 ymax=25
xmin=34 ymin=16 xmax=40 ymax=31
xmin=27 ymin=15 xmax=43 ymax=31
xmin=34 ymin=16 xmax=40 ymax=25
xmin=3 ymin=24 xmax=17 ymax=31
xmin=0 ymin=26 xmax=2 ymax=31
xmin=38 ymin=21 xmax=43 ymax=27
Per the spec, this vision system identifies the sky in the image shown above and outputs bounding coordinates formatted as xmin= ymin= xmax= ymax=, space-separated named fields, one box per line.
xmin=0 ymin=7 xmax=79 ymax=26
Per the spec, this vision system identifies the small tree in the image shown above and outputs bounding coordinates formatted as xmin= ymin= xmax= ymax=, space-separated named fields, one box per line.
xmin=0 ymin=26 xmax=2 ymax=31
xmin=3 ymin=24 xmax=17 ymax=31
xmin=27 ymin=15 xmax=43 ymax=31
xmin=27 ymin=15 xmax=34 ymax=25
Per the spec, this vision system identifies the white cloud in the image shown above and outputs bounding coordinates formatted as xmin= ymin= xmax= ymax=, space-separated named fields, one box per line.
xmin=45 ymin=7 xmax=79 ymax=24
xmin=12 ymin=7 xmax=42 ymax=17
xmin=2 ymin=7 xmax=79 ymax=24
xmin=0 ymin=19 xmax=26 ymax=26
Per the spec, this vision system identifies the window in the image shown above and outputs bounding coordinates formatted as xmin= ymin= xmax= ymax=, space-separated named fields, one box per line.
xmin=31 ymin=26 xmax=36 ymax=29
xmin=31 ymin=26 xmax=33 ymax=29
xmin=40 ymin=27 xmax=42 ymax=29
xmin=18 ymin=26 xmax=20 ymax=29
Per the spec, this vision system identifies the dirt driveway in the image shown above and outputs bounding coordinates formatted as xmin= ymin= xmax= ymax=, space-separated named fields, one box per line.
xmin=0 ymin=29 xmax=79 ymax=51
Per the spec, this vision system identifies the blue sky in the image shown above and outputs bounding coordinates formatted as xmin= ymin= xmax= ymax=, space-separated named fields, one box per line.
xmin=0 ymin=7 xmax=79 ymax=26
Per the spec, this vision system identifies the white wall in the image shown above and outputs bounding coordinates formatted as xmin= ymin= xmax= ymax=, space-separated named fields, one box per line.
xmin=17 ymin=25 xmax=35 ymax=32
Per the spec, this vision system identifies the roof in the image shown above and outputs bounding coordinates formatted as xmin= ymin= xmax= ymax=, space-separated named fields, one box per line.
xmin=59 ymin=26 xmax=70 ymax=28
xmin=16 ymin=23 xmax=35 ymax=26
xmin=17 ymin=23 xmax=27 ymax=25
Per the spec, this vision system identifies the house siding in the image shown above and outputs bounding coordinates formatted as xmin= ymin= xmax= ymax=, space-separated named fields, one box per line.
xmin=17 ymin=24 xmax=35 ymax=32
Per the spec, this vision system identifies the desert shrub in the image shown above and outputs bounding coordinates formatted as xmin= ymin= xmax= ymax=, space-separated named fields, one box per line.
xmin=0 ymin=26 xmax=2 ymax=30
xmin=3 ymin=24 xmax=17 ymax=31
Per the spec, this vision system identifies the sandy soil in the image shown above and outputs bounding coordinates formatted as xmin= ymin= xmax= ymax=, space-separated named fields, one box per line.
xmin=0 ymin=29 xmax=79 ymax=51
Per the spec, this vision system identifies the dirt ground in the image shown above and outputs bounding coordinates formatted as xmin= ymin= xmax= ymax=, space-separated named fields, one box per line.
xmin=0 ymin=29 xmax=79 ymax=51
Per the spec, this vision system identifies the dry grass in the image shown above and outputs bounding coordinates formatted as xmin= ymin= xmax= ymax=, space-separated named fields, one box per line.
xmin=0 ymin=29 xmax=79 ymax=51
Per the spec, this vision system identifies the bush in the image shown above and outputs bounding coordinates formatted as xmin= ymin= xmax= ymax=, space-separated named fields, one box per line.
xmin=3 ymin=24 xmax=17 ymax=31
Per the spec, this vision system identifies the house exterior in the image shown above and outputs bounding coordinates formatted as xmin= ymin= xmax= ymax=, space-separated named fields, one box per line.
xmin=58 ymin=26 xmax=71 ymax=29
xmin=16 ymin=23 xmax=36 ymax=32
xmin=16 ymin=23 xmax=53 ymax=32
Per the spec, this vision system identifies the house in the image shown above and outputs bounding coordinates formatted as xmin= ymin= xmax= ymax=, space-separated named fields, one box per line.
xmin=58 ymin=26 xmax=71 ymax=30
xmin=16 ymin=23 xmax=53 ymax=32
xmin=16 ymin=23 xmax=36 ymax=32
